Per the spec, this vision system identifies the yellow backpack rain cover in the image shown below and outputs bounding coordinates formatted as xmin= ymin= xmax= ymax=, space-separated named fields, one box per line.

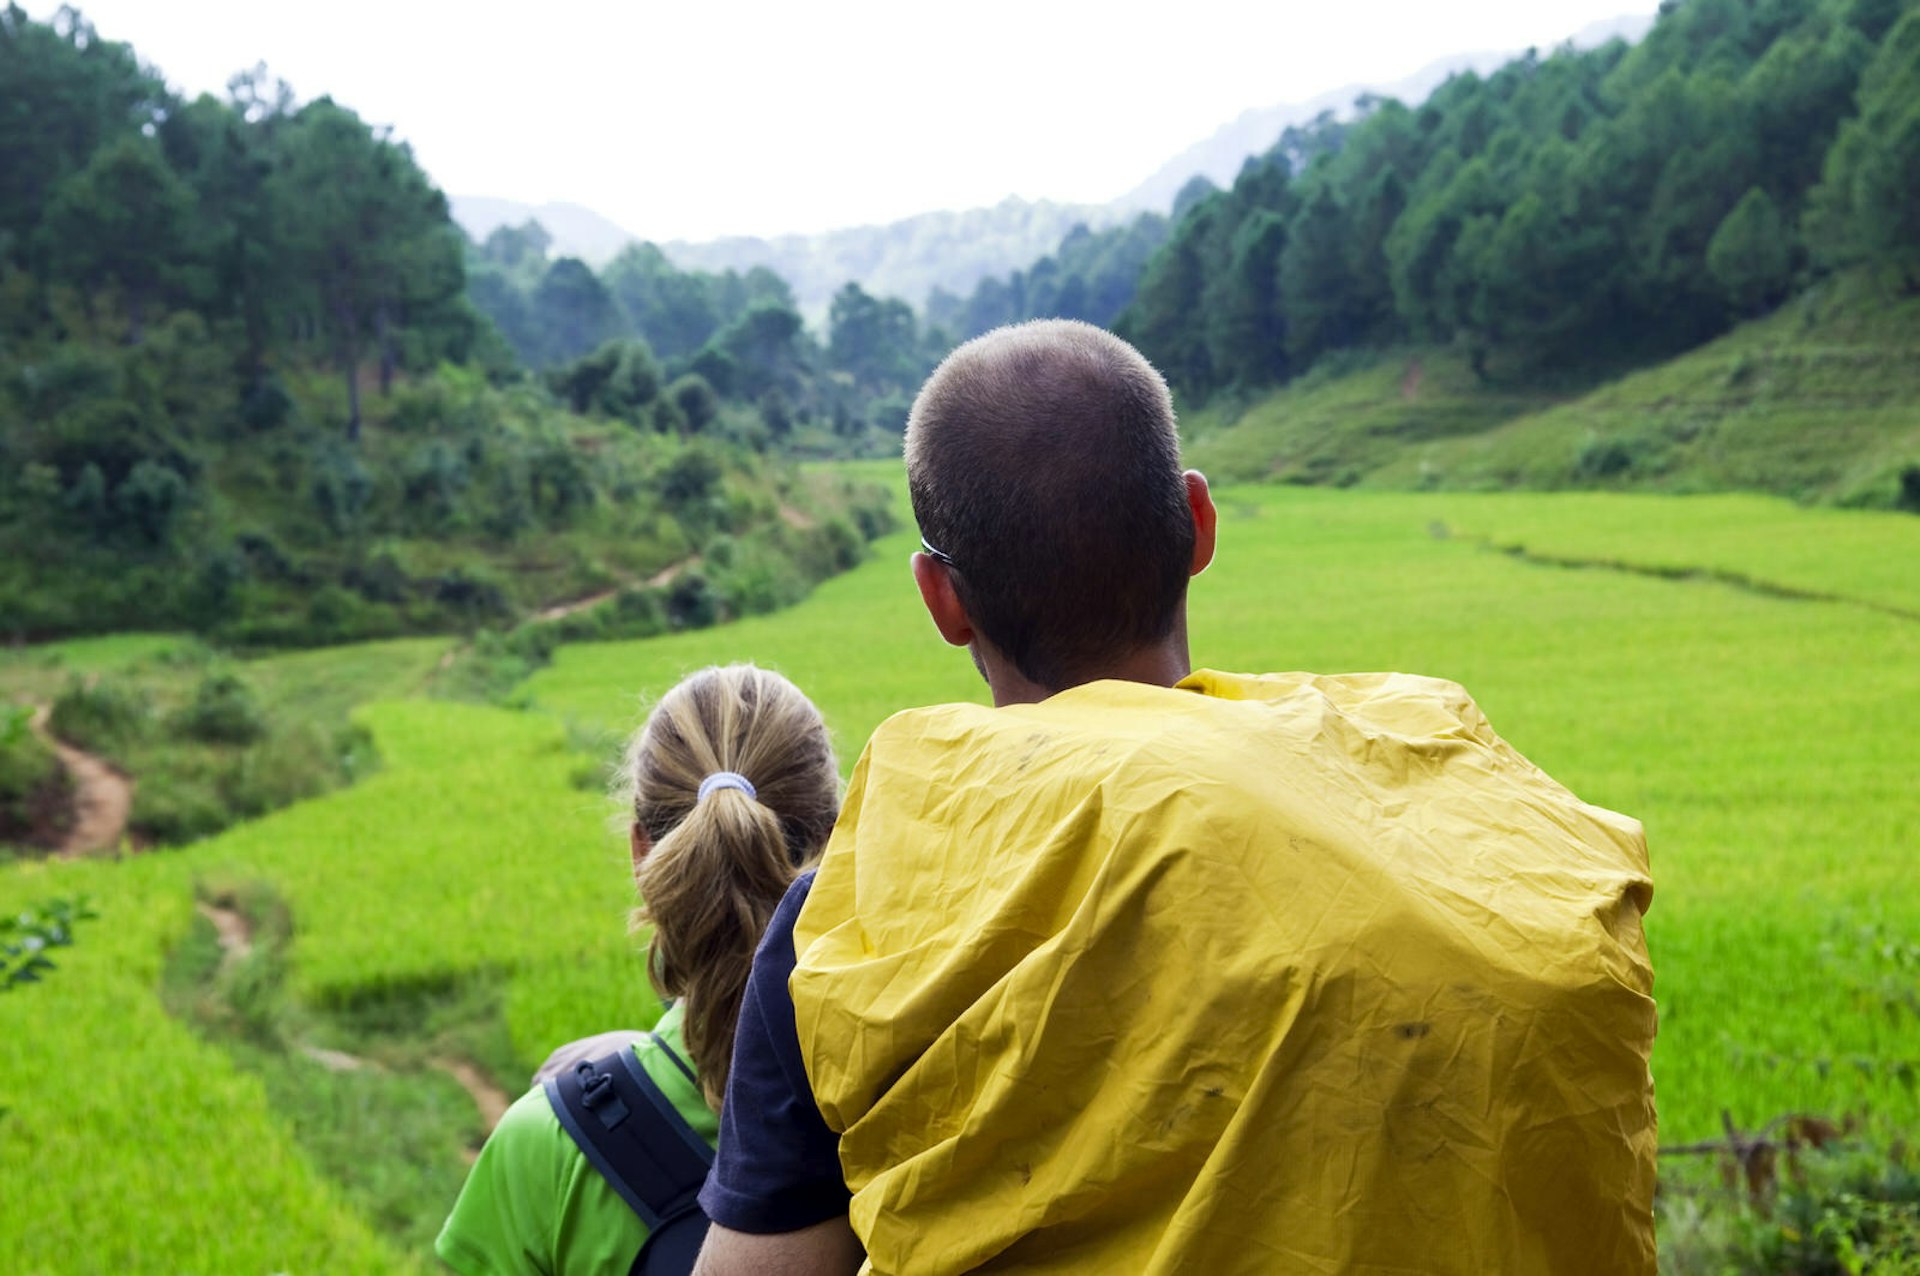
xmin=791 ymin=671 xmax=1656 ymax=1275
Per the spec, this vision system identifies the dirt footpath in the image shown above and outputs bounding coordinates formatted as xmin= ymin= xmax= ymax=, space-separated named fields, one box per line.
xmin=29 ymin=704 xmax=134 ymax=857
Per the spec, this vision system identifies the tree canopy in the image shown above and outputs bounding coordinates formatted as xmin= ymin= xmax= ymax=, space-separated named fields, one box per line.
xmin=1115 ymin=0 xmax=1919 ymax=400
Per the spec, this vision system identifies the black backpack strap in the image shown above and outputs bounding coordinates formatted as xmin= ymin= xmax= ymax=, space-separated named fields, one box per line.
xmin=545 ymin=1045 xmax=714 ymax=1275
xmin=649 ymin=1030 xmax=698 ymax=1090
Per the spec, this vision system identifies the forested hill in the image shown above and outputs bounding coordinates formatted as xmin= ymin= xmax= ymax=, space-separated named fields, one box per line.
xmin=1115 ymin=0 xmax=1918 ymax=403
xmin=0 ymin=8 xmax=891 ymax=645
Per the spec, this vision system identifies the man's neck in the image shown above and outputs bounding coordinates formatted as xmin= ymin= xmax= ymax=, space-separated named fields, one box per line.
xmin=979 ymin=637 xmax=1194 ymax=708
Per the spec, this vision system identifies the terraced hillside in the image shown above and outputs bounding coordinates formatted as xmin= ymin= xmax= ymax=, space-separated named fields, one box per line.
xmin=1189 ymin=275 xmax=1920 ymax=509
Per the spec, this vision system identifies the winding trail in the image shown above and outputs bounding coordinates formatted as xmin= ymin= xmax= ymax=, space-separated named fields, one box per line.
xmin=434 ymin=1057 xmax=513 ymax=1130
xmin=534 ymin=558 xmax=694 ymax=623
xmin=192 ymin=896 xmax=510 ymax=1133
xmin=29 ymin=704 xmax=134 ymax=857
xmin=533 ymin=586 xmax=624 ymax=624
xmin=196 ymin=899 xmax=254 ymax=964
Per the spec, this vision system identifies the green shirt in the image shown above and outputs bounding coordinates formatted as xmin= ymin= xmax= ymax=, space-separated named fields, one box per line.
xmin=436 ymin=1004 xmax=718 ymax=1276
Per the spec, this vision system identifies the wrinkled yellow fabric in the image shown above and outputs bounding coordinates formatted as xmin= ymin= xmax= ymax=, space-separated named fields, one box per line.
xmin=791 ymin=671 xmax=1656 ymax=1275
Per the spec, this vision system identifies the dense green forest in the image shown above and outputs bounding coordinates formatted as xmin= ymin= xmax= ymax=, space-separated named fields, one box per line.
xmin=464 ymin=225 xmax=950 ymax=449
xmin=1114 ymin=0 xmax=1920 ymax=402
xmin=0 ymin=5 xmax=892 ymax=648
xmin=925 ymin=209 xmax=1176 ymax=340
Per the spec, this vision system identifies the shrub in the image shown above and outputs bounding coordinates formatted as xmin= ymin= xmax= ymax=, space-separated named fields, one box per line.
xmin=131 ymin=764 xmax=229 ymax=845
xmin=48 ymin=674 xmax=154 ymax=757
xmin=239 ymin=377 xmax=294 ymax=431
xmin=664 ymin=571 xmax=718 ymax=630
xmin=0 ymin=707 xmax=70 ymax=848
xmin=170 ymin=671 xmax=267 ymax=746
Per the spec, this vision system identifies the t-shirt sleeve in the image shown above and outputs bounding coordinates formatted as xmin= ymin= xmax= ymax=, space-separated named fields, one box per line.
xmin=436 ymin=1087 xmax=568 ymax=1276
xmin=697 ymin=869 xmax=851 ymax=1233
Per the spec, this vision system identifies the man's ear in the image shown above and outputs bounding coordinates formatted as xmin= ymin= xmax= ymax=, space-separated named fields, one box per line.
xmin=629 ymin=823 xmax=651 ymax=872
xmin=912 ymin=552 xmax=975 ymax=648
xmin=1184 ymin=470 xmax=1218 ymax=577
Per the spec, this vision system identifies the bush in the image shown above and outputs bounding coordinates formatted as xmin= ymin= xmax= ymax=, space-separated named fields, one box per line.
xmin=130 ymin=763 xmax=229 ymax=845
xmin=611 ymin=586 xmax=664 ymax=638
xmin=239 ymin=377 xmax=294 ymax=431
xmin=47 ymin=675 xmax=153 ymax=757
xmin=218 ymin=722 xmax=373 ymax=821
xmin=664 ymin=571 xmax=718 ymax=629
xmin=170 ymin=671 xmax=267 ymax=746
xmin=0 ymin=706 xmax=70 ymax=848
xmin=1663 ymin=1134 xmax=1920 ymax=1275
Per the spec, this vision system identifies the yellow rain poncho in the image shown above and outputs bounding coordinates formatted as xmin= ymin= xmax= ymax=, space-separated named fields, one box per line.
xmin=791 ymin=670 xmax=1655 ymax=1275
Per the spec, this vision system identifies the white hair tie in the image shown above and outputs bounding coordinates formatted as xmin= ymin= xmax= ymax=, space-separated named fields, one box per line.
xmin=697 ymin=771 xmax=757 ymax=802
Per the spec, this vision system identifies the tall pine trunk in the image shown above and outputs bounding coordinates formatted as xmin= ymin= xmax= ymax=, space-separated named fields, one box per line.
xmin=335 ymin=299 xmax=361 ymax=442
xmin=376 ymin=302 xmax=395 ymax=397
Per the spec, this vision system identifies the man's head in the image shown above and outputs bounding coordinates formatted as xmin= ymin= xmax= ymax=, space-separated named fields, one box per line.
xmin=904 ymin=319 xmax=1214 ymax=696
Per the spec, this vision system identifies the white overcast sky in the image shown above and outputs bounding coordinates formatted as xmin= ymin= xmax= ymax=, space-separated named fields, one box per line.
xmin=39 ymin=1 xmax=1661 ymax=242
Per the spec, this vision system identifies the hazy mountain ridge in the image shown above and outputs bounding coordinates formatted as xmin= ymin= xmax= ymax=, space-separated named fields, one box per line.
xmin=449 ymin=13 xmax=1656 ymax=317
xmin=449 ymin=196 xmax=640 ymax=266
xmin=661 ymin=197 xmax=1116 ymax=323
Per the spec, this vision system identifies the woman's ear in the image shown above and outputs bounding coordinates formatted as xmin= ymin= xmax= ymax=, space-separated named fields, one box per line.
xmin=629 ymin=823 xmax=651 ymax=872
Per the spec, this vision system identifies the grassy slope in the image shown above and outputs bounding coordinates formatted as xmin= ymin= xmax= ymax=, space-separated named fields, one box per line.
xmin=3 ymin=473 xmax=1916 ymax=1267
xmin=1182 ymin=349 xmax=1569 ymax=486
xmin=1190 ymin=275 xmax=1920 ymax=506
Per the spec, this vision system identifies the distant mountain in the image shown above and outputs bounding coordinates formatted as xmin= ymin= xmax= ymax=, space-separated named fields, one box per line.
xmin=1111 ymin=13 xmax=1656 ymax=215
xmin=449 ymin=13 xmax=1655 ymax=318
xmin=449 ymin=196 xmax=640 ymax=266
xmin=661 ymin=197 xmax=1114 ymax=325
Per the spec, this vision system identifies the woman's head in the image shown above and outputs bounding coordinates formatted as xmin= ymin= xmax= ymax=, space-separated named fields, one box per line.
xmin=621 ymin=664 xmax=838 ymax=1106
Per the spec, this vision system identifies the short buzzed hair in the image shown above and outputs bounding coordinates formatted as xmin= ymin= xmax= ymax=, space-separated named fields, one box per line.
xmin=904 ymin=320 xmax=1194 ymax=690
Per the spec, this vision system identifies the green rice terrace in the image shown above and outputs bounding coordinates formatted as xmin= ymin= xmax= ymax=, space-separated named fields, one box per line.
xmin=2 ymin=469 xmax=1916 ymax=1272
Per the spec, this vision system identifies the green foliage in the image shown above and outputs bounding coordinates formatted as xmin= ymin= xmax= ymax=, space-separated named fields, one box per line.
xmin=930 ymin=212 xmax=1172 ymax=342
xmin=48 ymin=672 xmax=156 ymax=757
xmin=36 ymin=134 xmax=199 ymax=340
xmin=1808 ymin=9 xmax=1920 ymax=287
xmin=466 ymin=227 xmax=921 ymax=457
xmin=2 ymin=895 xmax=95 ymax=990
xmin=169 ymin=669 xmax=267 ymax=745
xmin=268 ymin=98 xmax=466 ymax=436
xmin=1119 ymin=0 xmax=1911 ymax=403
xmin=1663 ymin=1132 xmax=1920 ymax=1274
xmin=548 ymin=337 xmax=662 ymax=423
xmin=0 ymin=702 xmax=68 ymax=848
xmin=2 ymin=9 xmax=893 ymax=651
xmin=1709 ymin=187 xmax=1798 ymax=314
xmin=13 ymin=640 xmax=417 ymax=848
xmin=827 ymin=281 xmax=925 ymax=399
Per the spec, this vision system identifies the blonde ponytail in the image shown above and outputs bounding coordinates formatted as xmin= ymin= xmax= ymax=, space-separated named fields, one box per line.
xmin=621 ymin=665 xmax=838 ymax=1107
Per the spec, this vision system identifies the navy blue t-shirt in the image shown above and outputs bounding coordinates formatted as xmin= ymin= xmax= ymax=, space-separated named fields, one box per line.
xmin=697 ymin=870 xmax=850 ymax=1233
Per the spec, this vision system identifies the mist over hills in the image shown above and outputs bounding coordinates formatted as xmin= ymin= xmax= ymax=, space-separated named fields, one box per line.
xmin=449 ymin=13 xmax=1655 ymax=320
xmin=449 ymin=196 xmax=641 ymax=266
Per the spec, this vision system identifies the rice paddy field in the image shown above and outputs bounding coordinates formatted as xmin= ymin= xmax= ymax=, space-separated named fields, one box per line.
xmin=2 ymin=468 xmax=1916 ymax=1272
